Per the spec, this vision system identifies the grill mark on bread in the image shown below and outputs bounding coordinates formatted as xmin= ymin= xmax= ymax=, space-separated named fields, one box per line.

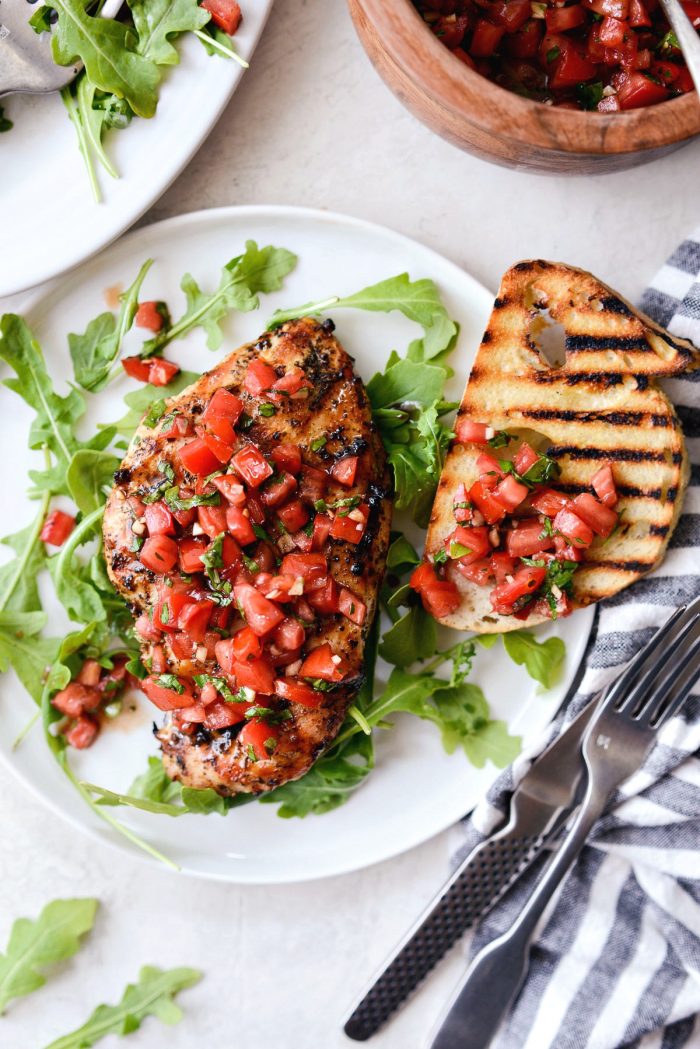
xmin=532 ymin=371 xmax=625 ymax=387
xmin=599 ymin=297 xmax=632 ymax=316
xmin=557 ymin=481 xmax=663 ymax=500
xmin=548 ymin=446 xmax=668 ymax=463
xmin=521 ymin=408 xmax=674 ymax=428
xmin=565 ymin=335 xmax=651 ymax=353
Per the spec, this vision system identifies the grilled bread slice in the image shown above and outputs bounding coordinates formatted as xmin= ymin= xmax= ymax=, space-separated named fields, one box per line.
xmin=426 ymin=260 xmax=699 ymax=633
xmin=104 ymin=318 xmax=391 ymax=795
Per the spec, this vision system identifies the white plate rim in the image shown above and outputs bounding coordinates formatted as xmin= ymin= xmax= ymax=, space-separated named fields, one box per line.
xmin=1 ymin=204 xmax=595 ymax=883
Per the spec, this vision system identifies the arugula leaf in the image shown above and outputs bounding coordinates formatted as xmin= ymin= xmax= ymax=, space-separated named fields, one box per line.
xmin=367 ymin=357 xmax=448 ymax=409
xmin=0 ymin=315 xmax=85 ymax=495
xmin=261 ymin=730 xmax=374 ymax=818
xmin=146 ymin=242 xmax=297 ymax=353
xmin=380 ymin=403 xmax=453 ymax=526
xmin=0 ymin=898 xmax=98 ymax=1015
xmin=51 ymin=0 xmax=161 ymax=119
xmin=131 ymin=0 xmax=210 ymax=65
xmin=86 ymin=756 xmax=243 ymax=817
xmin=386 ymin=533 xmax=420 ymax=574
xmin=0 ymin=507 xmax=47 ymax=615
xmin=68 ymin=260 xmax=152 ymax=390
xmin=0 ymin=610 xmax=57 ymax=703
xmin=502 ymin=631 xmax=565 ymax=689
xmin=48 ymin=507 xmax=106 ymax=623
xmin=379 ymin=584 xmax=436 ymax=667
xmin=44 ymin=965 xmax=202 ymax=1049
xmin=109 ymin=370 xmax=198 ymax=439
xmin=271 ymin=273 xmax=458 ymax=361
xmin=0 ymin=105 xmax=13 ymax=133
xmin=66 ymin=450 xmax=120 ymax=515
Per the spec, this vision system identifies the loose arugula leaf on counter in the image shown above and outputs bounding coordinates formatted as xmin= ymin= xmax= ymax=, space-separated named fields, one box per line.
xmin=51 ymin=0 xmax=161 ymax=119
xmin=0 ymin=898 xmax=98 ymax=1015
xmin=502 ymin=631 xmax=566 ymax=689
xmin=68 ymin=259 xmax=152 ymax=391
xmin=131 ymin=0 xmax=210 ymax=65
xmin=145 ymin=242 xmax=298 ymax=353
xmin=44 ymin=965 xmax=202 ymax=1049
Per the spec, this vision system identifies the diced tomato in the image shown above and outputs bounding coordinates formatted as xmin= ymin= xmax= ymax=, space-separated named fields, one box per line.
xmin=178 ymin=437 xmax=222 ymax=477
xmin=135 ymin=300 xmax=167 ymax=332
xmin=201 ymin=0 xmax=242 ymax=34
xmin=179 ymin=536 xmax=207 ymax=573
xmin=261 ymin=472 xmax=298 ymax=508
xmin=492 ymin=0 xmax=531 ymax=29
xmin=410 ymin=562 xmax=461 ymax=619
xmin=222 ymin=505 xmax=254 ymax=546
xmin=299 ymin=466 xmax=327 ymax=505
xmin=300 ymin=642 xmax=349 ymax=682
xmin=271 ymin=443 xmax=303 ymax=475
xmin=170 ymin=502 xmax=196 ymax=529
xmin=491 ymin=551 xmax=516 ymax=584
xmin=159 ymin=414 xmax=192 ymax=440
xmin=453 ymin=483 xmax=473 ymax=524
xmin=682 ymin=0 xmax=700 ymax=24
xmin=142 ymin=674 xmax=195 ymax=710
xmin=550 ymin=41 xmax=598 ymax=88
xmin=154 ymin=589 xmax=192 ymax=633
xmin=245 ymin=492 xmax=266 ymax=525
xmin=270 ymin=366 xmax=312 ymax=399
xmin=280 ymin=553 xmax=327 ymax=580
xmin=52 ymin=682 xmax=101 ymax=718
xmin=506 ymin=519 xmax=555 ymax=558
xmin=197 ymin=428 xmax=234 ymax=464
xmin=598 ymin=14 xmax=628 ymax=46
xmin=231 ymin=626 xmax=262 ymax=663
xmin=234 ymin=582 xmax=285 ymax=636
xmin=329 ymin=504 xmax=368 ymax=544
xmin=243 ymin=358 xmax=276 ymax=396
xmin=231 ymin=445 xmax=273 ymax=488
xmin=433 ymin=13 xmax=469 ymax=46
xmin=210 ymin=476 xmax=245 ymax=506
xmin=584 ymin=0 xmax=629 ymax=17
xmin=214 ymin=637 xmax=237 ymax=675
xmin=121 ymin=356 xmax=152 ymax=382
xmin=616 ymin=70 xmax=669 ymax=108
xmin=455 ymin=419 xmax=491 ymax=444
xmin=169 ymin=632 xmax=194 ymax=660
xmin=531 ymin=488 xmax=570 ymax=517
xmin=470 ymin=19 xmax=506 ymax=56
xmin=456 ymin=559 xmax=493 ymax=587
xmin=338 ymin=588 xmax=367 ymax=625
xmin=144 ymin=501 xmax=175 ymax=536
xmin=553 ymin=507 xmax=595 ymax=548
xmin=571 ymin=493 xmax=618 ymax=537
xmin=506 ymin=18 xmax=543 ymax=58
xmin=135 ymin=613 xmax=161 ymax=642
xmin=140 ymin=534 xmax=178 ymax=572
xmin=203 ymin=388 xmax=244 ymax=426
xmin=591 ymin=464 xmax=618 ymax=507
xmin=469 ymin=478 xmax=507 ymax=525
xmin=278 ymin=499 xmax=309 ymax=533
xmin=330 ymin=456 xmax=359 ymax=488
xmin=307 ymin=576 xmax=340 ymax=614
xmin=628 ymin=0 xmax=652 ymax=22
xmin=178 ymin=600 xmax=213 ymax=643
xmin=493 ymin=474 xmax=529 ymax=511
xmin=554 ymin=535 xmax=584 ymax=561
xmin=239 ymin=719 xmax=279 ymax=761
xmin=148 ymin=359 xmax=180 ymax=387
xmin=77 ymin=659 xmax=102 ymax=687
xmin=452 ymin=45 xmax=476 ymax=67
xmin=234 ymin=656 xmax=275 ymax=694
xmin=546 ymin=4 xmax=587 ymax=30
xmin=273 ymin=617 xmax=306 ymax=650
xmin=476 ymin=453 xmax=505 ymax=484
xmin=490 ymin=565 xmax=547 ymax=615
xmin=65 ymin=715 xmax=99 ymax=750
xmin=275 ymin=678 xmax=323 ymax=708
xmin=513 ymin=442 xmax=541 ymax=476
xmin=41 ymin=510 xmax=75 ymax=546
xmin=448 ymin=524 xmax=491 ymax=565
xmin=311 ymin=513 xmax=332 ymax=550
xmin=205 ymin=701 xmax=247 ymax=730
xmin=196 ymin=504 xmax=227 ymax=539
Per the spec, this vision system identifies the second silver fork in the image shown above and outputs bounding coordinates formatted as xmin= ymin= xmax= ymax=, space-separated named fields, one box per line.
xmin=428 ymin=595 xmax=700 ymax=1049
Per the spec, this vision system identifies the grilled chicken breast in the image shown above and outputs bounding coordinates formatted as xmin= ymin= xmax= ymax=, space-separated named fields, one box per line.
xmin=424 ymin=260 xmax=700 ymax=633
xmin=103 ymin=318 xmax=391 ymax=795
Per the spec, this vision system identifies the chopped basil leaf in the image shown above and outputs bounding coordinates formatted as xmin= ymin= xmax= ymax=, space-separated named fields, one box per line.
xmin=164 ymin=486 xmax=220 ymax=511
xmin=487 ymin=430 xmax=513 ymax=449
xmin=258 ymin=402 xmax=277 ymax=417
xmin=433 ymin=549 xmax=448 ymax=565
xmin=143 ymin=401 xmax=167 ymax=428
xmin=156 ymin=674 xmax=184 ymax=693
xmin=546 ymin=45 xmax=561 ymax=61
xmin=576 ymin=81 xmax=604 ymax=111
xmin=242 ymin=553 xmax=260 ymax=574
xmin=310 ymin=437 xmax=327 ymax=452
xmin=252 ymin=523 xmax=271 ymax=542
xmin=246 ymin=744 xmax=258 ymax=762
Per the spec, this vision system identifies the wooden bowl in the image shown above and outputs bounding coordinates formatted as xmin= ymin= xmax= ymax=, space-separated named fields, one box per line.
xmin=348 ymin=0 xmax=700 ymax=174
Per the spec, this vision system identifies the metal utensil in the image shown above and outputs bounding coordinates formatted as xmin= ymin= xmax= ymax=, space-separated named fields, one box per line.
xmin=657 ymin=0 xmax=700 ymax=95
xmin=428 ymin=596 xmax=700 ymax=1049
xmin=343 ymin=699 xmax=598 ymax=1041
xmin=0 ymin=0 xmax=123 ymax=98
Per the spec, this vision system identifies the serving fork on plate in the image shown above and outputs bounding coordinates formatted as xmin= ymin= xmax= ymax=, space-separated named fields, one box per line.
xmin=0 ymin=0 xmax=123 ymax=97
xmin=427 ymin=594 xmax=700 ymax=1049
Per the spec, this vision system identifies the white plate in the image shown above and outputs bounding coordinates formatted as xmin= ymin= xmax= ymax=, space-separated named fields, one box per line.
xmin=0 ymin=206 xmax=594 ymax=883
xmin=0 ymin=6 xmax=274 ymax=298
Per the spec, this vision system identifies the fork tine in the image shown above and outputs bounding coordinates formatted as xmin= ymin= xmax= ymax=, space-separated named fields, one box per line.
xmin=616 ymin=611 xmax=700 ymax=717
xmin=647 ymin=633 xmax=700 ymax=728
xmin=605 ymin=598 xmax=700 ymax=713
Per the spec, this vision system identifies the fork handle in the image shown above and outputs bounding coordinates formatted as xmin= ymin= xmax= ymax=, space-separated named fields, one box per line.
xmin=427 ymin=785 xmax=605 ymax=1049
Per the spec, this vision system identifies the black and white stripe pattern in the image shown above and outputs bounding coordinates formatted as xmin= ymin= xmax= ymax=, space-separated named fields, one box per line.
xmin=451 ymin=241 xmax=700 ymax=1049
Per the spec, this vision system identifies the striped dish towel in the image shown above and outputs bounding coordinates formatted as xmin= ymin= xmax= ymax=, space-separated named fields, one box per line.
xmin=451 ymin=240 xmax=700 ymax=1049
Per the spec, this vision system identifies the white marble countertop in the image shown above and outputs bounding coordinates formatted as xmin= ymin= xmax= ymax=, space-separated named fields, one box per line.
xmin=2 ymin=1 xmax=699 ymax=1047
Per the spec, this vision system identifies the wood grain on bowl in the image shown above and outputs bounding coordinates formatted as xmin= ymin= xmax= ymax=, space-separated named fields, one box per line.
xmin=348 ymin=0 xmax=700 ymax=173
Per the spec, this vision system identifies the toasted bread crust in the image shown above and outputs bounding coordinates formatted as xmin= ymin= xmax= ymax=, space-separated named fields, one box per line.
xmin=427 ymin=261 xmax=699 ymax=634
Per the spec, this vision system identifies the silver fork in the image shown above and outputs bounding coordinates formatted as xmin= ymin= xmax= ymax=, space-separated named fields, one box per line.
xmin=428 ymin=595 xmax=700 ymax=1049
